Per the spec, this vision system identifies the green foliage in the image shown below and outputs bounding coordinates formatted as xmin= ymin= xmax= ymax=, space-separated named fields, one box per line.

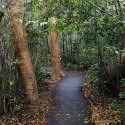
xmin=35 ymin=67 xmax=48 ymax=81
xmin=108 ymin=102 xmax=125 ymax=119
xmin=108 ymin=102 xmax=118 ymax=110
xmin=87 ymin=64 xmax=99 ymax=83
xmin=119 ymin=92 xmax=125 ymax=99
xmin=0 ymin=13 xmax=18 ymax=114
xmin=120 ymin=79 xmax=125 ymax=87
xmin=119 ymin=107 xmax=125 ymax=119
xmin=8 ymin=80 xmax=14 ymax=87
xmin=13 ymin=104 xmax=23 ymax=113
xmin=7 ymin=59 xmax=23 ymax=69
xmin=66 ymin=62 xmax=73 ymax=69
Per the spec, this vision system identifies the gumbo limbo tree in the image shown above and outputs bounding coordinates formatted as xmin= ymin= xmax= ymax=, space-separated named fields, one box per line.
xmin=49 ymin=17 xmax=65 ymax=81
xmin=8 ymin=0 xmax=39 ymax=113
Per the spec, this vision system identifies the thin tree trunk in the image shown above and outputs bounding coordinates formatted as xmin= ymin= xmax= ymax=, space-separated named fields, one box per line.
xmin=116 ymin=0 xmax=122 ymax=17
xmin=70 ymin=33 xmax=73 ymax=63
xmin=62 ymin=32 xmax=65 ymax=63
xmin=0 ymin=10 xmax=4 ymax=114
xmin=8 ymin=0 xmax=39 ymax=113
xmin=114 ymin=0 xmax=122 ymax=17
xmin=49 ymin=17 xmax=65 ymax=81
xmin=0 ymin=11 xmax=4 ymax=23
xmin=114 ymin=0 xmax=119 ymax=15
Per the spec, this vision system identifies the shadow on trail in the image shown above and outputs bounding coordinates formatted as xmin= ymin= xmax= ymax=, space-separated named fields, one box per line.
xmin=47 ymin=71 xmax=92 ymax=125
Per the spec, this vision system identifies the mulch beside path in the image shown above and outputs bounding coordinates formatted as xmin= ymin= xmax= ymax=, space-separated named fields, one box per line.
xmin=0 ymin=82 xmax=55 ymax=125
xmin=83 ymin=81 xmax=124 ymax=125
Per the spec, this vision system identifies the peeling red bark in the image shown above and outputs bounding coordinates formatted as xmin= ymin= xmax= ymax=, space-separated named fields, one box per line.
xmin=9 ymin=0 xmax=39 ymax=113
xmin=49 ymin=18 xmax=65 ymax=81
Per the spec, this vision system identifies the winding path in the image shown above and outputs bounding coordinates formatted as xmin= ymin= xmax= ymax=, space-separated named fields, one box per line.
xmin=47 ymin=71 xmax=91 ymax=125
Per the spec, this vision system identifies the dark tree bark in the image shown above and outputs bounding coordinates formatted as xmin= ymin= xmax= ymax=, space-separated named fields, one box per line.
xmin=0 ymin=11 xmax=4 ymax=23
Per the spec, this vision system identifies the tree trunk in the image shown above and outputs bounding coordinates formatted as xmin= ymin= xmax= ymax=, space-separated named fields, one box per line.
xmin=49 ymin=17 xmax=65 ymax=81
xmin=0 ymin=11 xmax=4 ymax=23
xmin=62 ymin=32 xmax=65 ymax=63
xmin=116 ymin=0 xmax=122 ymax=17
xmin=0 ymin=9 xmax=5 ymax=114
xmin=8 ymin=0 xmax=39 ymax=113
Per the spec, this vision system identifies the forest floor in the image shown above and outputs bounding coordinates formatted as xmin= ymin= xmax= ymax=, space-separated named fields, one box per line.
xmin=83 ymin=80 xmax=124 ymax=125
xmin=0 ymin=81 xmax=54 ymax=125
xmin=2 ymin=69 xmax=123 ymax=125
xmin=0 ymin=70 xmax=92 ymax=125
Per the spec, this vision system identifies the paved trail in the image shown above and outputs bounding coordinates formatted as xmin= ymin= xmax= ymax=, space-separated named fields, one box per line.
xmin=47 ymin=71 xmax=91 ymax=125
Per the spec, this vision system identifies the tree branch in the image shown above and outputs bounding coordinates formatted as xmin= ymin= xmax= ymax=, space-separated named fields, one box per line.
xmin=85 ymin=0 xmax=113 ymax=16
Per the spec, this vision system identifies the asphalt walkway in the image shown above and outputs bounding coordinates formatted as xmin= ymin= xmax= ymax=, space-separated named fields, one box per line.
xmin=47 ymin=71 xmax=91 ymax=125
